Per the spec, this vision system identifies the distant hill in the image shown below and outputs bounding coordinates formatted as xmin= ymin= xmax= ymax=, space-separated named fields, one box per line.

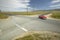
xmin=32 ymin=9 xmax=60 ymax=11
xmin=51 ymin=9 xmax=60 ymax=11
xmin=43 ymin=9 xmax=60 ymax=11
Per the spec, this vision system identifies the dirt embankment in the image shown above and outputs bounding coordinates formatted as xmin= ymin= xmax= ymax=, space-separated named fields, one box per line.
xmin=45 ymin=14 xmax=60 ymax=21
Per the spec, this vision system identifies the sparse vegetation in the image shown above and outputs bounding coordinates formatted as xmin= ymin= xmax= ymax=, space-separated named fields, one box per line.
xmin=0 ymin=11 xmax=49 ymax=19
xmin=14 ymin=31 xmax=60 ymax=40
xmin=0 ymin=11 xmax=60 ymax=19
xmin=0 ymin=12 xmax=8 ymax=19
xmin=2 ymin=11 xmax=49 ymax=15
xmin=51 ymin=11 xmax=60 ymax=19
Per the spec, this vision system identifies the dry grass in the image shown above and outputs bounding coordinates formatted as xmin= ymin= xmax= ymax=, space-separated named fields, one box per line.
xmin=13 ymin=31 xmax=60 ymax=40
xmin=1 ymin=11 xmax=49 ymax=15
xmin=0 ymin=12 xmax=8 ymax=19
xmin=51 ymin=11 xmax=60 ymax=19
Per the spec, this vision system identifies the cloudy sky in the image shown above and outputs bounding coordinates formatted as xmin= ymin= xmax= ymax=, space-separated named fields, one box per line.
xmin=0 ymin=0 xmax=60 ymax=11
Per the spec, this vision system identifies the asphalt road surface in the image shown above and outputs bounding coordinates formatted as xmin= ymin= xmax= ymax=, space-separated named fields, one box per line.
xmin=0 ymin=15 xmax=60 ymax=40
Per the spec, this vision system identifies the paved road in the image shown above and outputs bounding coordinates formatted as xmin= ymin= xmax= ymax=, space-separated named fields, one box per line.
xmin=0 ymin=15 xmax=60 ymax=40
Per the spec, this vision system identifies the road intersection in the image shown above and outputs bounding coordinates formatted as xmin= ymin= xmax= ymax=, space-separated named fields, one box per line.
xmin=0 ymin=15 xmax=60 ymax=40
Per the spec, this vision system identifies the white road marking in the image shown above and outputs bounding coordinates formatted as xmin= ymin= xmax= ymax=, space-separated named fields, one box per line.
xmin=12 ymin=16 xmax=28 ymax=32
xmin=0 ymin=29 xmax=2 ymax=36
xmin=15 ymin=23 xmax=28 ymax=32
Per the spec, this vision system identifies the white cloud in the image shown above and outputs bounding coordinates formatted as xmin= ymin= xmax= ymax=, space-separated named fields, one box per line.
xmin=0 ymin=0 xmax=30 ymax=11
xmin=51 ymin=0 xmax=60 ymax=4
xmin=49 ymin=4 xmax=60 ymax=9
xmin=50 ymin=4 xmax=60 ymax=7
xmin=49 ymin=0 xmax=60 ymax=9
xmin=18 ymin=0 xmax=30 ymax=2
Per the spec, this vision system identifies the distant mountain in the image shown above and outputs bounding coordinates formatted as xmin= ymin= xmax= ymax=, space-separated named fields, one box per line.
xmin=51 ymin=9 xmax=60 ymax=11
xmin=31 ymin=9 xmax=60 ymax=11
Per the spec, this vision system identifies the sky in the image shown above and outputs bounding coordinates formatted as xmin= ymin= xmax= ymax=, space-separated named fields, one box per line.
xmin=0 ymin=0 xmax=60 ymax=11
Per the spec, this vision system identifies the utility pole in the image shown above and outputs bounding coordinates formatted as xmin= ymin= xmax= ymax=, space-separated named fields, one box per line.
xmin=27 ymin=7 xmax=28 ymax=15
xmin=0 ymin=10 xmax=1 ymax=12
xmin=0 ymin=10 xmax=2 ymax=14
xmin=26 ymin=4 xmax=30 ymax=15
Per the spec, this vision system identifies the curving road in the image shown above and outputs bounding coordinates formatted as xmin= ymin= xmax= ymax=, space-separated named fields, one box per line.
xmin=0 ymin=15 xmax=60 ymax=40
